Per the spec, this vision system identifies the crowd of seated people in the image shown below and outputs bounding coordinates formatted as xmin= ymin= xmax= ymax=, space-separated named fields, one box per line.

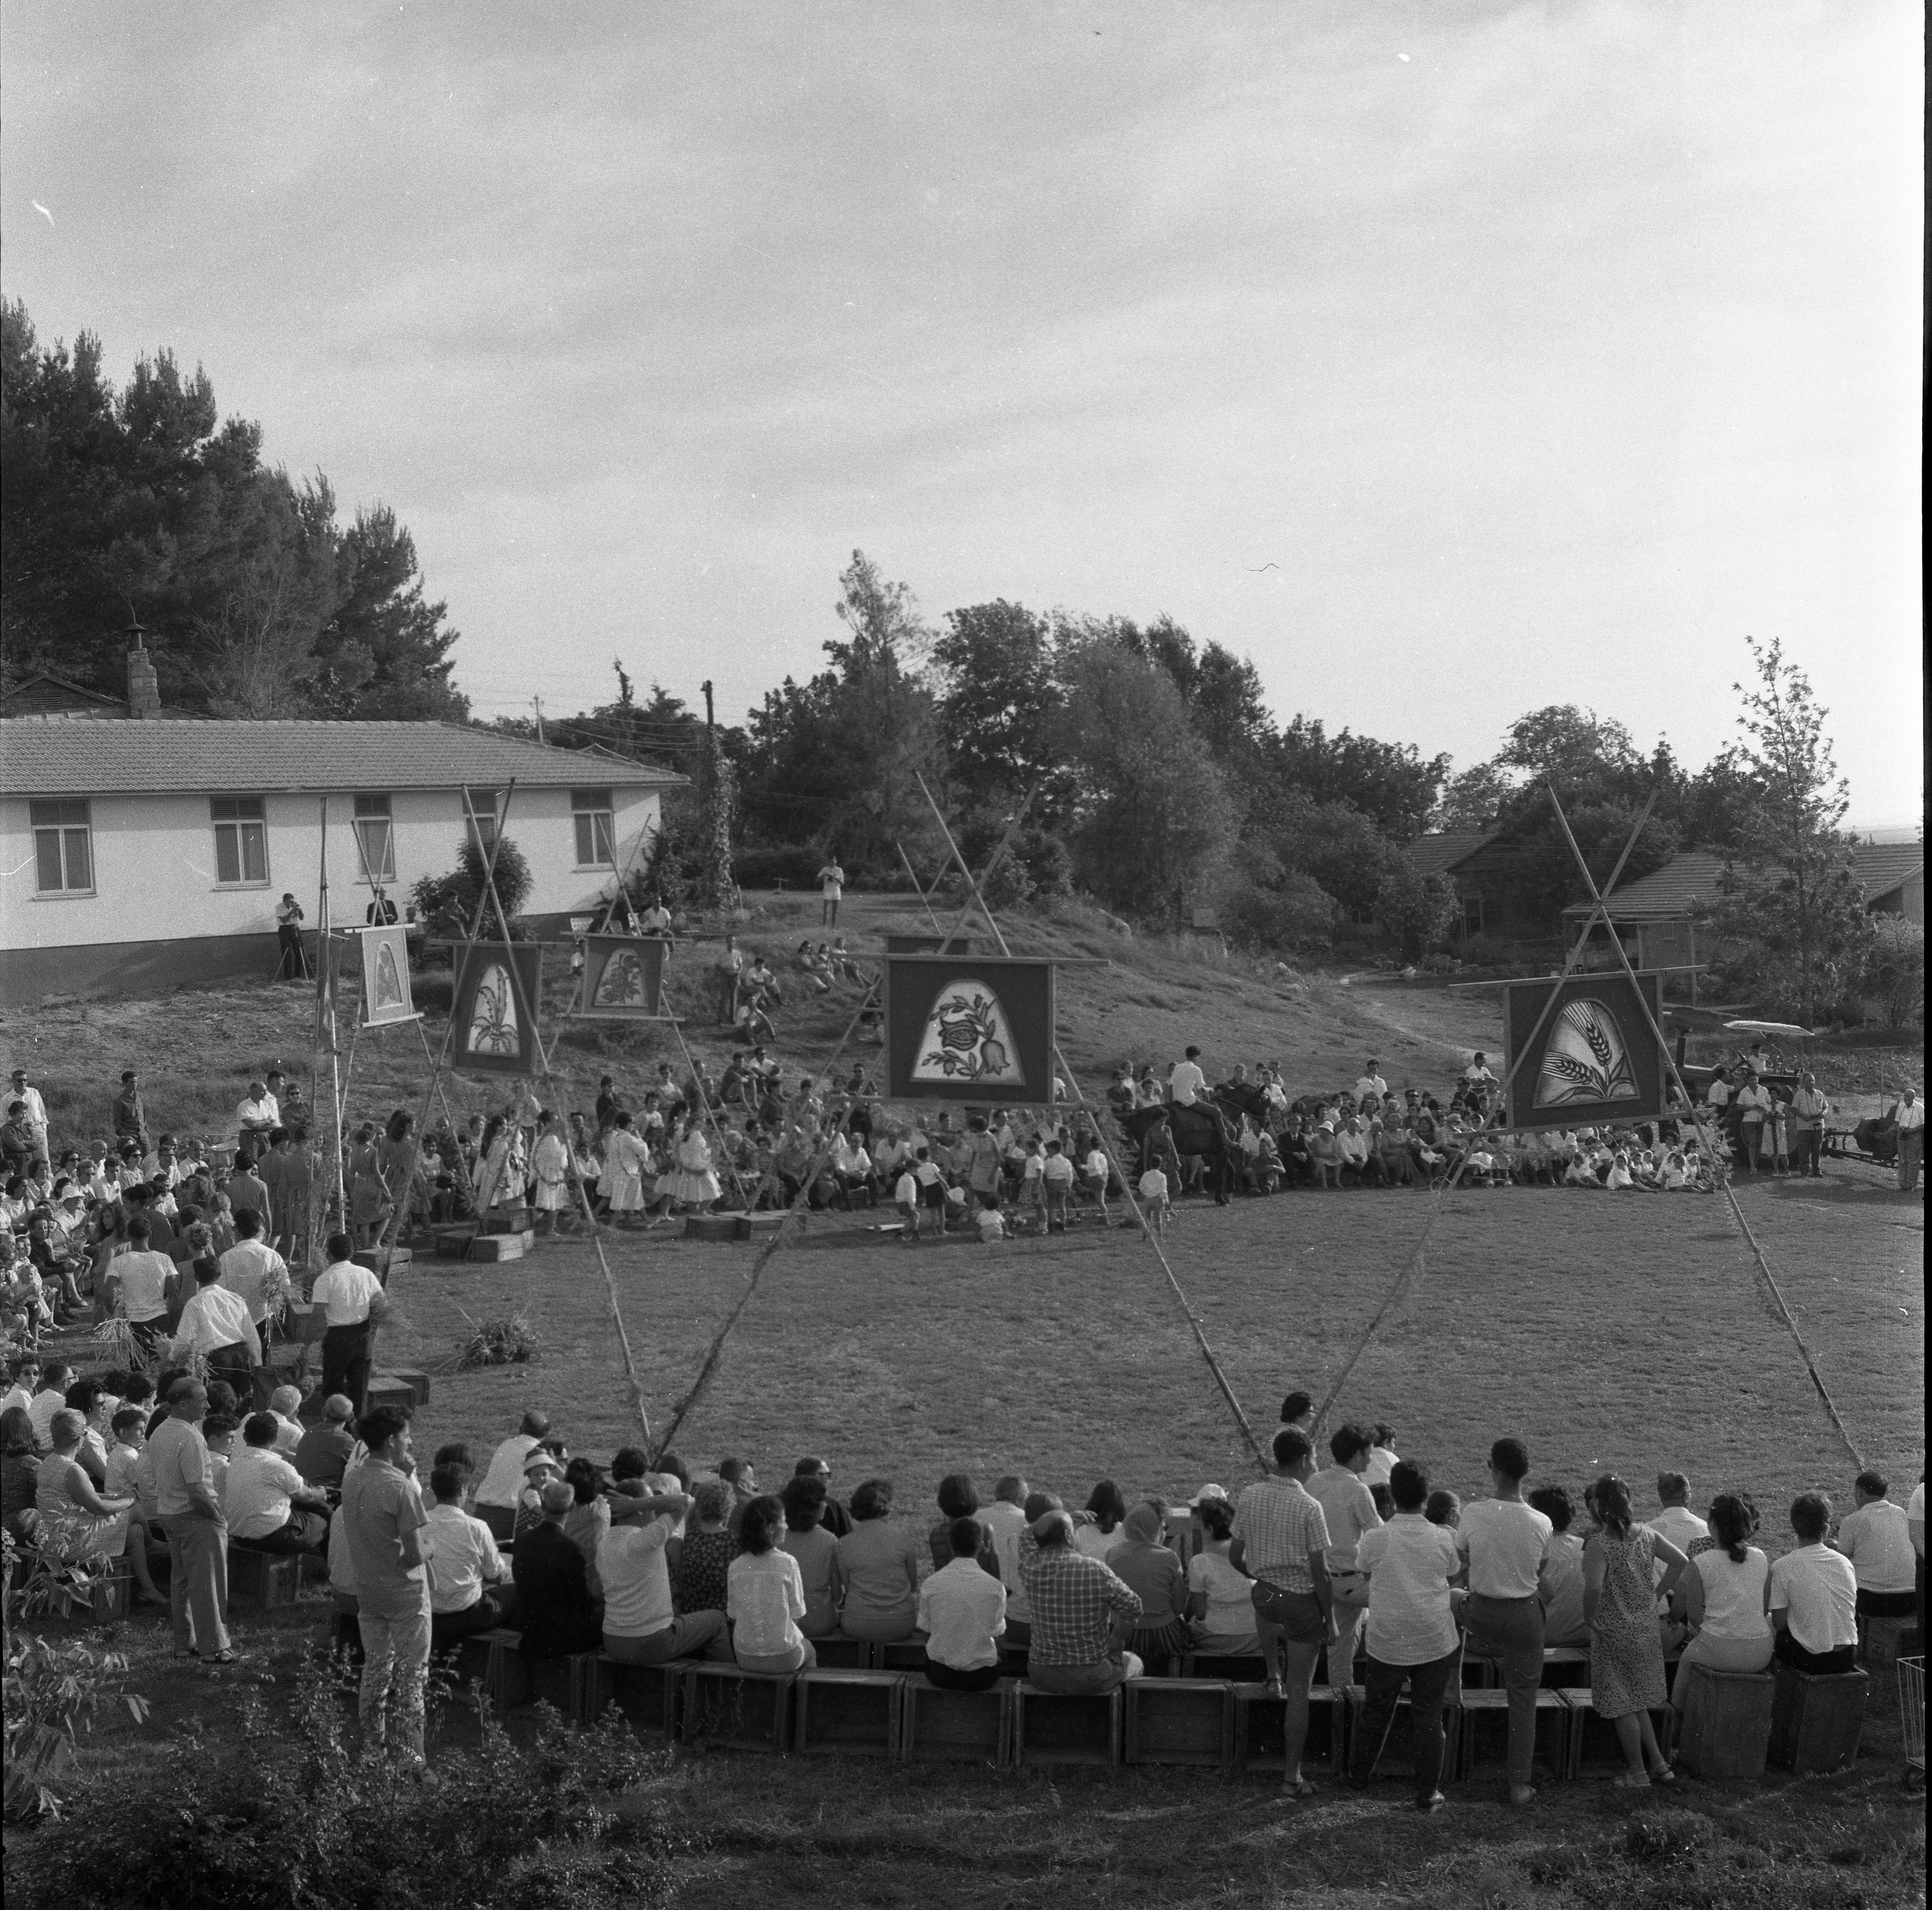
xmin=300 ymin=1383 xmax=1921 ymax=1804
xmin=2 ymin=1339 xmax=1922 ymax=1802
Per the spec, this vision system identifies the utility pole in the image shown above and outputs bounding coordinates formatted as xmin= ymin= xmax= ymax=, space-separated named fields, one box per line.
xmin=701 ymin=679 xmax=715 ymax=732
xmin=532 ymin=695 xmax=545 ymax=744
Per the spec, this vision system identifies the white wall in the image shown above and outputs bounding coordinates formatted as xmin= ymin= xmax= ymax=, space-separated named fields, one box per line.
xmin=0 ymin=785 xmax=662 ymax=951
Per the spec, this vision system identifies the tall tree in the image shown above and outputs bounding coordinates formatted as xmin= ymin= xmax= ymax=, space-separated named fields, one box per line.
xmin=1059 ymin=632 xmax=1236 ymax=919
xmin=1716 ymin=636 xmax=1871 ymax=1024
xmin=310 ymin=506 xmax=466 ymax=720
xmin=1 ymin=298 xmax=464 ymax=719
xmin=932 ymin=599 xmax=1070 ymax=820
xmin=1273 ymin=715 xmax=1450 ymax=840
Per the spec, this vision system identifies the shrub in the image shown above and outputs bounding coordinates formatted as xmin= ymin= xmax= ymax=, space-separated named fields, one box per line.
xmin=411 ymin=834 xmax=535 ymax=939
xmin=2 ymin=1615 xmax=150 ymax=1822
xmin=455 ymin=1307 xmax=540 ymax=1369
xmin=5 ymin=1651 xmax=686 ymax=1910
xmin=1861 ymin=916 xmax=1925 ymax=1028
xmin=1374 ymin=861 xmax=1459 ymax=961
xmin=1220 ymin=871 xmax=1336 ymax=955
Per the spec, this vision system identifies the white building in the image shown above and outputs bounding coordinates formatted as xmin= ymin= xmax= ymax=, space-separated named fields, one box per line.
xmin=0 ymin=703 xmax=683 ymax=1005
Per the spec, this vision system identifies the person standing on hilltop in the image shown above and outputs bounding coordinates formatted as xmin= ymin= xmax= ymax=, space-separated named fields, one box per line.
xmin=114 ymin=1071 xmax=149 ymax=1156
xmin=815 ymin=857 xmax=845 ymax=929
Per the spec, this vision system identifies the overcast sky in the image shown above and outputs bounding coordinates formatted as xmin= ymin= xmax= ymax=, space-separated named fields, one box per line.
xmin=2 ymin=1 xmax=1922 ymax=822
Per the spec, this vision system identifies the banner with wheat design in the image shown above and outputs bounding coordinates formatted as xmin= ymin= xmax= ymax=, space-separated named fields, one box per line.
xmin=1504 ymin=970 xmax=1666 ymax=1129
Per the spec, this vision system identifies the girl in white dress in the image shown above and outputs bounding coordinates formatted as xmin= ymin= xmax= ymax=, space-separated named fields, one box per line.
xmin=601 ymin=1112 xmax=654 ymax=1224
xmin=531 ymin=1115 xmax=572 ymax=1234
xmin=663 ymin=1117 xmax=722 ymax=1213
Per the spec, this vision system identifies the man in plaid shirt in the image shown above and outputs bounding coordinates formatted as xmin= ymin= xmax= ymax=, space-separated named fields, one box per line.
xmin=1232 ymin=1426 xmax=1337 ymax=1799
xmin=1018 ymin=1506 xmax=1145 ymax=1693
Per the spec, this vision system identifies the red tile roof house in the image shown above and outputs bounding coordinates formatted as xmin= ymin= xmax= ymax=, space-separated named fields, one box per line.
xmin=0 ymin=675 xmax=684 ymax=1006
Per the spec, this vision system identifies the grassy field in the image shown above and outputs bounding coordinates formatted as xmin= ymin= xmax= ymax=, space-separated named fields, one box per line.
xmin=3 ymin=896 xmax=1924 ymax=1907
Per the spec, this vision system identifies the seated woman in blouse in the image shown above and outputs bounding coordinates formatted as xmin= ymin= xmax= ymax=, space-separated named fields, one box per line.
xmin=1672 ymin=1491 xmax=1773 ymax=1705
xmin=1186 ymin=1496 xmax=1259 ymax=1654
xmin=727 ymin=1495 xmax=814 ymax=1673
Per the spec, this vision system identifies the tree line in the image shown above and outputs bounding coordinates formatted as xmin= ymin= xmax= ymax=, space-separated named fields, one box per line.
xmin=523 ymin=553 xmax=1905 ymax=1022
xmin=0 ymin=299 xmax=464 ymax=721
xmin=2 ymin=304 xmax=1902 ymax=1021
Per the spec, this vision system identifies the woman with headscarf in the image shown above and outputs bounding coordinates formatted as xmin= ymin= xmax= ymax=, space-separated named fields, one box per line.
xmin=1107 ymin=1501 xmax=1192 ymax=1675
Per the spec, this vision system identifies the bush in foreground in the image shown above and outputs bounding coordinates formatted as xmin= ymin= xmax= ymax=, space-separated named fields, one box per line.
xmin=5 ymin=1652 xmax=687 ymax=1910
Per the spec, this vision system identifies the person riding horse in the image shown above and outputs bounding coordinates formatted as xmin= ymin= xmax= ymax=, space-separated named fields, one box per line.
xmin=1116 ymin=1095 xmax=1241 ymax=1204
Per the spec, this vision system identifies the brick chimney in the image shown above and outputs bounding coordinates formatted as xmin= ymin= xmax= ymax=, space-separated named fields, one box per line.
xmin=126 ymin=627 xmax=161 ymax=720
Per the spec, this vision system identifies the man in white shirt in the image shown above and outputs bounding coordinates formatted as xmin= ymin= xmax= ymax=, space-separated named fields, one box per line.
xmin=311 ymin=1231 xmax=384 ymax=1409
xmin=235 ymin=1080 xmax=280 ymax=1139
xmin=1168 ymin=1047 xmax=1207 ymax=1108
xmin=27 ymin=1361 xmax=72 ymax=1448
xmin=1705 ymin=1068 xmax=1732 ymax=1111
xmin=1733 ymin=1072 xmax=1774 ymax=1175
xmin=1770 ymin=1492 xmax=1858 ymax=1673
xmin=226 ymin=1411 xmax=329 ymax=1554
xmin=1895 ymin=1086 xmax=1924 ymax=1193
xmin=218 ymin=1210 xmax=288 ymax=1332
xmin=1350 ymin=1460 xmax=1464 ymax=1811
xmin=1832 ymin=1471 xmax=1918 ymax=1618
xmin=7 ymin=1068 xmax=48 ymax=1163
xmin=1455 ymin=1436 xmax=1554 ymax=1808
xmin=1645 ymin=1471 xmax=1708 ymax=1628
xmin=425 ymin=1461 xmax=519 ymax=1647
xmin=106 ymin=1214 xmax=176 ymax=1356
xmin=1306 ymin=1423 xmax=1384 ymax=1672
xmin=597 ymin=1477 xmax=730 ymax=1662
xmin=1353 ymin=1059 xmax=1389 ymax=1104
xmin=1461 ymin=1052 xmax=1496 ymax=1088
xmin=174 ymin=1260 xmax=261 ymax=1389
xmin=918 ymin=1516 xmax=1009 ymax=1690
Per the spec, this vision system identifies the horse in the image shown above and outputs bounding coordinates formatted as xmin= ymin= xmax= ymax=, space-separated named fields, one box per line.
xmin=1116 ymin=1100 xmax=1239 ymax=1205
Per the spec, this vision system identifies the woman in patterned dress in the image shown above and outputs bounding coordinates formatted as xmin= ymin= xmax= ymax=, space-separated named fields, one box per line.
xmin=1583 ymin=1473 xmax=1689 ymax=1787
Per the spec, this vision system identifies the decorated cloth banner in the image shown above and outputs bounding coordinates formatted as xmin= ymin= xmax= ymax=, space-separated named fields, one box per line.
xmin=1504 ymin=969 xmax=1666 ymax=1130
xmin=452 ymin=941 xmax=545 ymax=1077
xmin=883 ymin=956 xmax=1055 ymax=1104
xmin=357 ymin=925 xmax=418 ymax=1027
xmin=576 ymin=934 xmax=668 ymax=1019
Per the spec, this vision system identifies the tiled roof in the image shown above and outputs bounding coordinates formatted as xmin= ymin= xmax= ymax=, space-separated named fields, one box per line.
xmin=0 ymin=717 xmax=685 ymax=795
xmin=1563 ymin=843 xmax=1922 ymax=919
xmin=1407 ymin=831 xmax=1497 ymax=876
xmin=1850 ymin=841 xmax=1924 ymax=900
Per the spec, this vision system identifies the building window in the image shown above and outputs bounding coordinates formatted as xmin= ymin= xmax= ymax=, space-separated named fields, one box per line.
xmin=572 ymin=788 xmax=616 ymax=867
xmin=210 ymin=796 xmax=269 ymax=885
xmin=30 ymin=799 xmax=93 ymax=893
xmin=465 ymin=787 xmax=503 ymax=853
xmin=353 ymin=793 xmax=395 ymax=883
xmin=1461 ymin=893 xmax=1485 ymax=937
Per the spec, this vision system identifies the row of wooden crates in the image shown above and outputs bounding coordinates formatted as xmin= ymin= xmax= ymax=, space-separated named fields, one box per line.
xmin=450 ymin=1630 xmax=1869 ymax=1777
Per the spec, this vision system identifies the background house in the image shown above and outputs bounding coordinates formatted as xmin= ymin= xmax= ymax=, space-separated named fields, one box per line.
xmin=1558 ymin=841 xmax=1925 ymax=978
xmin=0 ymin=664 xmax=684 ymax=1003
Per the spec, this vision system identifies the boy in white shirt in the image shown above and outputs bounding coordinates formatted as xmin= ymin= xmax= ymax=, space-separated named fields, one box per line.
xmin=1041 ymin=1140 xmax=1076 ymax=1233
xmin=894 ymin=1166 xmax=920 ymax=1244
xmin=1081 ymin=1144 xmax=1112 ymax=1220
xmin=1137 ymin=1166 xmax=1170 ymax=1231
xmin=1769 ymin=1491 xmax=1858 ymax=1673
xmin=1832 ymin=1471 xmax=1918 ymax=1619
